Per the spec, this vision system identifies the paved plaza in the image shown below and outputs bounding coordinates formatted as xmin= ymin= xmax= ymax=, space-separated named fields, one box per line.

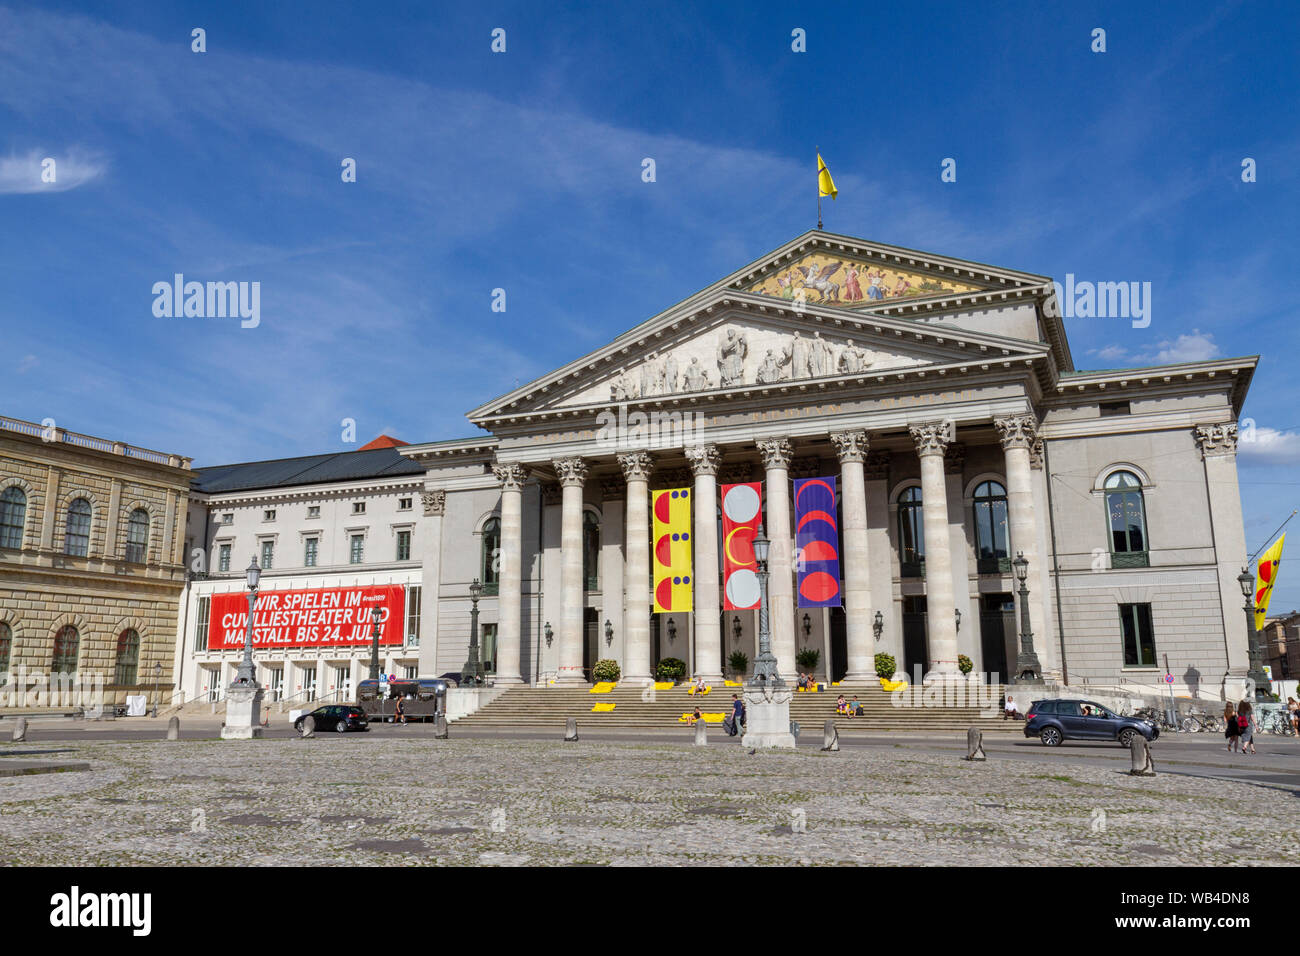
xmin=1 ymin=734 xmax=1296 ymax=866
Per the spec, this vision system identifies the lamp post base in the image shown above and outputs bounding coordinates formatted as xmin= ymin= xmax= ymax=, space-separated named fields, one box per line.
xmin=221 ymin=681 xmax=265 ymax=740
xmin=740 ymin=681 xmax=796 ymax=749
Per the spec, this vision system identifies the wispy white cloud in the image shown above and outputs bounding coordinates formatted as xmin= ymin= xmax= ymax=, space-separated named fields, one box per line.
xmin=0 ymin=149 xmax=105 ymax=194
xmin=1087 ymin=329 xmax=1221 ymax=368
xmin=15 ymin=354 xmax=36 ymax=373
xmin=1239 ymin=427 xmax=1300 ymax=465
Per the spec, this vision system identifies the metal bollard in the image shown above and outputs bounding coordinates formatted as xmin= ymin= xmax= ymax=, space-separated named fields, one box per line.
xmin=821 ymin=719 xmax=839 ymax=752
xmin=564 ymin=717 xmax=579 ymax=742
xmin=11 ymin=717 xmax=27 ymax=742
xmin=965 ymin=727 xmax=986 ymax=761
xmin=300 ymin=715 xmax=315 ymax=738
xmin=694 ymin=721 xmax=708 ymax=746
xmin=1128 ymin=735 xmax=1156 ymax=776
xmin=166 ymin=717 xmax=180 ymax=741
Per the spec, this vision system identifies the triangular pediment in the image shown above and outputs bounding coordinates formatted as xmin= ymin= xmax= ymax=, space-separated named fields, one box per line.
xmin=743 ymin=250 xmax=985 ymax=307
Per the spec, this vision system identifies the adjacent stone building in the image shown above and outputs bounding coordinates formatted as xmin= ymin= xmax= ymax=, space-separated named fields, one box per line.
xmin=0 ymin=415 xmax=193 ymax=708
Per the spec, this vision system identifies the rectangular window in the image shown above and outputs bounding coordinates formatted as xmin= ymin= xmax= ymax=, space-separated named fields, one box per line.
xmin=307 ymin=505 xmax=320 ymax=519
xmin=481 ymin=623 xmax=498 ymax=675
xmin=304 ymin=538 xmax=318 ymax=567
xmin=349 ymin=534 xmax=364 ymax=564
xmin=1120 ymin=603 xmax=1157 ymax=667
xmin=195 ymin=596 xmax=211 ymax=651
xmin=1099 ymin=401 xmax=1131 ymax=417
xmin=402 ymin=665 xmax=417 ymax=680
xmin=221 ymin=513 xmax=233 ymax=525
xmin=205 ymin=668 xmax=222 ymax=702
xmin=398 ymin=497 xmax=412 ymax=511
xmin=406 ymin=586 xmax=421 ymax=647
xmin=269 ymin=668 xmax=284 ymax=702
xmin=218 ymin=544 xmax=231 ymax=572
xmin=263 ymin=509 xmax=276 ymax=522
xmin=396 ymin=529 xmax=411 ymax=561
xmin=260 ymin=540 xmax=274 ymax=569
xmin=352 ymin=502 xmax=366 ymax=515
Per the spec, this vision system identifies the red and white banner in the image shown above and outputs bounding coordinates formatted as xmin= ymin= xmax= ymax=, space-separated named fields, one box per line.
xmin=208 ymin=584 xmax=405 ymax=649
xmin=721 ymin=482 xmax=763 ymax=610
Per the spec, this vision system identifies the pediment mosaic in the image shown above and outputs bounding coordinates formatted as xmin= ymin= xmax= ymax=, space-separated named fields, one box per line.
xmin=746 ymin=252 xmax=982 ymax=307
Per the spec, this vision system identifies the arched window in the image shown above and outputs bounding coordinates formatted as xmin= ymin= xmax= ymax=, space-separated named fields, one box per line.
xmin=973 ymin=480 xmax=1010 ymax=572
xmin=481 ymin=516 xmax=500 ymax=595
xmin=0 ymin=622 xmax=11 ymax=685
xmin=115 ymin=629 xmax=140 ymax=686
xmin=898 ymin=486 xmax=924 ymax=577
xmin=125 ymin=508 xmax=149 ymax=563
xmin=583 ymin=511 xmax=600 ymax=591
xmin=64 ymin=498 xmax=91 ymax=557
xmin=52 ymin=625 xmax=79 ymax=676
xmin=0 ymin=487 xmax=26 ymax=550
xmin=1104 ymin=470 xmax=1149 ymax=567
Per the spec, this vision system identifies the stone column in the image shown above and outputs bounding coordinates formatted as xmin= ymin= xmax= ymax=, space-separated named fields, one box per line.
xmin=618 ymin=452 xmax=654 ymax=682
xmin=686 ymin=444 xmax=723 ymax=683
xmin=1195 ymin=423 xmax=1251 ymax=686
xmin=552 ymin=457 xmax=589 ymax=684
xmin=910 ymin=422 xmax=960 ymax=677
xmin=105 ymin=479 xmax=123 ymax=560
xmin=418 ymin=489 xmax=446 ymax=679
xmin=39 ymin=465 xmax=60 ymax=551
xmin=757 ymin=437 xmax=796 ymax=679
xmin=831 ymin=430 xmax=873 ymax=683
xmin=995 ymin=416 xmax=1047 ymax=672
xmin=492 ymin=463 xmax=528 ymax=685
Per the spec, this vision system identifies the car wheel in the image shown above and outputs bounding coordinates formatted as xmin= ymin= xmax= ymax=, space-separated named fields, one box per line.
xmin=1040 ymin=726 xmax=1062 ymax=747
xmin=294 ymin=721 xmax=303 ymax=735
xmin=336 ymin=720 xmax=349 ymax=734
xmin=1118 ymin=728 xmax=1138 ymax=748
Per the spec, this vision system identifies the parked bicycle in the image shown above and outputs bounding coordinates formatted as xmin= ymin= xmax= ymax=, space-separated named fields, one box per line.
xmin=1180 ymin=711 xmax=1224 ymax=733
xmin=1258 ymin=709 xmax=1295 ymax=736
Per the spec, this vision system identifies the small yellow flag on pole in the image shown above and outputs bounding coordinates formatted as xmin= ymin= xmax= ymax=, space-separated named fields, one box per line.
xmin=1254 ymin=533 xmax=1285 ymax=630
xmin=816 ymin=152 xmax=837 ymax=229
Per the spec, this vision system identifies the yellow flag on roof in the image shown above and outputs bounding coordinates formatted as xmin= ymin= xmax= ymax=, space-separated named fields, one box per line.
xmin=1254 ymin=533 xmax=1285 ymax=630
xmin=817 ymin=153 xmax=837 ymax=199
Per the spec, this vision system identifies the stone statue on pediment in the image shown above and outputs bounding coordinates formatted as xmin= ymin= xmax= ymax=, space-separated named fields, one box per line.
xmin=809 ymin=331 xmax=832 ymax=377
xmin=756 ymin=348 xmax=786 ymax=384
xmin=640 ymin=351 xmax=659 ymax=397
xmin=610 ymin=373 xmax=638 ymax=401
xmin=664 ymin=352 xmax=680 ymax=394
xmin=784 ymin=330 xmax=811 ymax=379
xmin=683 ymin=356 xmax=709 ymax=391
xmin=716 ymin=329 xmax=747 ymax=387
xmin=838 ymin=339 xmax=872 ymax=374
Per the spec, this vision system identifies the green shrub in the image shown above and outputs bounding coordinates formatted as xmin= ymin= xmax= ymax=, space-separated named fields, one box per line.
xmin=728 ymin=651 xmax=749 ymax=677
xmin=957 ymin=654 xmax=973 ymax=675
xmin=874 ymin=652 xmax=896 ymax=679
xmin=592 ymin=659 xmax=621 ymax=682
xmin=795 ymin=647 xmax=820 ymax=671
xmin=656 ymin=657 xmax=687 ymax=681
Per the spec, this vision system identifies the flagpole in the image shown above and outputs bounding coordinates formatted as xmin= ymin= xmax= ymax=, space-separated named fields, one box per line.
xmin=1250 ymin=510 xmax=1296 ymax=563
xmin=816 ymin=147 xmax=822 ymax=229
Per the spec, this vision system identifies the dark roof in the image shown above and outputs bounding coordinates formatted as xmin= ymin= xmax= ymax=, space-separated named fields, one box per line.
xmin=193 ymin=446 xmax=425 ymax=494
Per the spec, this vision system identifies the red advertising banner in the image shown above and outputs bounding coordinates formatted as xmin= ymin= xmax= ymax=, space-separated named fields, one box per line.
xmin=721 ymin=482 xmax=763 ymax=610
xmin=207 ymin=585 xmax=405 ymax=649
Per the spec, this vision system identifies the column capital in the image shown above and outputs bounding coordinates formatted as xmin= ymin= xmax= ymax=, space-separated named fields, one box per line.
xmin=684 ymin=444 xmax=722 ymax=477
xmin=909 ymin=421 xmax=953 ymax=457
xmin=420 ymin=489 xmax=446 ymax=516
xmin=551 ymin=457 xmax=589 ymax=488
xmin=618 ymin=450 xmax=655 ymax=483
xmin=757 ymin=437 xmax=793 ymax=469
xmin=994 ymin=415 xmax=1039 ymax=451
xmin=1195 ymin=422 xmax=1238 ymax=459
xmin=830 ymin=430 xmax=869 ymax=463
xmin=492 ymin=461 xmax=528 ymax=491
xmin=1029 ymin=437 xmax=1045 ymax=470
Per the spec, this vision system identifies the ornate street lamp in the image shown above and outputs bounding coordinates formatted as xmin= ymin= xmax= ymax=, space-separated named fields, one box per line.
xmin=462 ymin=578 xmax=484 ymax=685
xmin=873 ymin=610 xmax=884 ymax=641
xmin=1012 ymin=551 xmax=1042 ymax=683
xmin=750 ymin=526 xmax=781 ymax=684
xmin=1238 ymin=568 xmax=1271 ymax=699
xmin=604 ymin=619 xmax=614 ymax=646
xmin=368 ymin=605 xmax=382 ymax=681
xmin=955 ymin=608 xmax=962 ymax=633
xmin=544 ymin=621 xmax=554 ymax=647
xmin=732 ymin=615 xmax=743 ymax=644
xmin=667 ymin=618 xmax=677 ymax=644
xmin=234 ymin=557 xmax=261 ymax=683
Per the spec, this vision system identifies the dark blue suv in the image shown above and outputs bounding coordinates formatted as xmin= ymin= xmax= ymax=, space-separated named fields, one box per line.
xmin=1024 ymin=698 xmax=1158 ymax=748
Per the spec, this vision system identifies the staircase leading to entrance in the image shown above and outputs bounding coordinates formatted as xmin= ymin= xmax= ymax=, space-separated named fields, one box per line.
xmin=452 ymin=682 xmax=1022 ymax=732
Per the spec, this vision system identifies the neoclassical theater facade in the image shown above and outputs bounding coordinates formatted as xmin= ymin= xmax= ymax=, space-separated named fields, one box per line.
xmin=399 ymin=230 xmax=1257 ymax=695
xmin=167 ymin=230 xmax=1257 ymax=702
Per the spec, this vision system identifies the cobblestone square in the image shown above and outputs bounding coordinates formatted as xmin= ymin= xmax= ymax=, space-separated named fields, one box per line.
xmin=1 ymin=738 xmax=1295 ymax=866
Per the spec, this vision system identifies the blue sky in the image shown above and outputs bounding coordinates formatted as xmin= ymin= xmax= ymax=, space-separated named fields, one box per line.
xmin=2 ymin=1 xmax=1299 ymax=602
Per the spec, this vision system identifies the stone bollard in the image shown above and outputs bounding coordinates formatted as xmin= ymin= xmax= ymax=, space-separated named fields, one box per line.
xmin=11 ymin=717 xmax=27 ymax=742
xmin=965 ymin=727 xmax=986 ymax=761
xmin=694 ymin=721 xmax=708 ymax=746
xmin=166 ymin=717 xmax=180 ymax=741
xmin=1128 ymin=735 xmax=1156 ymax=776
xmin=821 ymin=719 xmax=839 ymax=752
xmin=300 ymin=715 xmax=315 ymax=738
xmin=564 ymin=717 xmax=579 ymax=742
xmin=434 ymin=715 xmax=449 ymax=739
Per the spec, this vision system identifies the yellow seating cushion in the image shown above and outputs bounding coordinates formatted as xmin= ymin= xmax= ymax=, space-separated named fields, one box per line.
xmin=678 ymin=712 xmax=725 ymax=723
xmin=880 ymin=677 xmax=908 ymax=692
xmin=590 ymin=682 xmax=616 ymax=694
xmin=654 ymin=681 xmax=675 ymax=690
xmin=688 ymin=685 xmax=712 ymax=695
xmin=591 ymin=702 xmax=616 ymax=712
xmin=724 ymin=680 xmax=742 ymax=687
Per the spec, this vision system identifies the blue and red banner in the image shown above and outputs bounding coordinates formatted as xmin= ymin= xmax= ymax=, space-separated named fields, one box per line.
xmin=721 ymin=482 xmax=763 ymax=610
xmin=793 ymin=476 xmax=842 ymax=608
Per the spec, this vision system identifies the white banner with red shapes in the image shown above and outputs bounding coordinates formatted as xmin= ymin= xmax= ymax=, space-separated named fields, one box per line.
xmin=207 ymin=584 xmax=404 ymax=649
xmin=721 ymin=481 xmax=763 ymax=610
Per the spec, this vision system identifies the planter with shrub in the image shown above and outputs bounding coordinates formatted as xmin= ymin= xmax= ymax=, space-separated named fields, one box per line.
xmin=656 ymin=657 xmax=687 ymax=682
xmin=728 ymin=651 xmax=749 ymax=680
xmin=592 ymin=659 xmax=621 ymax=683
xmin=874 ymin=652 xmax=896 ymax=680
xmin=957 ymin=654 xmax=973 ymax=676
xmin=795 ymin=647 xmax=821 ymax=675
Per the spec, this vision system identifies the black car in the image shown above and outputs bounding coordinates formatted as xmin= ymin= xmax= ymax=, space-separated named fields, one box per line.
xmin=1024 ymin=698 xmax=1158 ymax=748
xmin=294 ymin=705 xmax=369 ymax=734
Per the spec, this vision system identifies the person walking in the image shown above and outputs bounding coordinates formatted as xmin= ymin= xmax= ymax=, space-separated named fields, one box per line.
xmin=1224 ymin=701 xmax=1239 ymax=752
xmin=729 ymin=694 xmax=744 ymax=736
xmin=1237 ymin=699 xmax=1257 ymax=754
xmin=394 ymin=695 xmax=406 ymax=725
